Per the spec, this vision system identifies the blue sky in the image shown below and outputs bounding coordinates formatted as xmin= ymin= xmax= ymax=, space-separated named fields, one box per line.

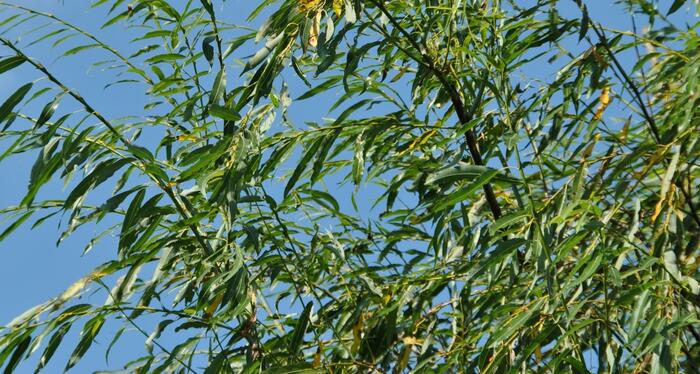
xmin=0 ymin=0 xmax=697 ymax=372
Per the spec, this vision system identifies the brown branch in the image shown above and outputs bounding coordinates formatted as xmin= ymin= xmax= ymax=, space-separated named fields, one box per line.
xmin=367 ymin=0 xmax=502 ymax=219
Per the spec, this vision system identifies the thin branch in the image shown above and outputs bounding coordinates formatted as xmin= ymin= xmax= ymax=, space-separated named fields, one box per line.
xmin=95 ymin=280 xmax=198 ymax=374
xmin=366 ymin=0 xmax=502 ymax=219
xmin=0 ymin=36 xmax=214 ymax=255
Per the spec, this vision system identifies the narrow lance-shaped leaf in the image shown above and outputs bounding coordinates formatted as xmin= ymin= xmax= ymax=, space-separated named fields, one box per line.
xmin=64 ymin=315 xmax=105 ymax=371
xmin=0 ymin=55 xmax=25 ymax=75
xmin=289 ymin=302 xmax=313 ymax=358
xmin=284 ymin=137 xmax=324 ymax=197
xmin=64 ymin=158 xmax=135 ymax=210
xmin=0 ymin=82 xmax=33 ymax=128
xmin=36 ymin=323 xmax=72 ymax=373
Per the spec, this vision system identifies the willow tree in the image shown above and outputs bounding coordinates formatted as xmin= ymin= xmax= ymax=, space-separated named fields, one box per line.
xmin=1 ymin=0 xmax=699 ymax=372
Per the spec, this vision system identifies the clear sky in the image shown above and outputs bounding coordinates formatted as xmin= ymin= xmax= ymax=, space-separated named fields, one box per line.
xmin=0 ymin=0 xmax=696 ymax=372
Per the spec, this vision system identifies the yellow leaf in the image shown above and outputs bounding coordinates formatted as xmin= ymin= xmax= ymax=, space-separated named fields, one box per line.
xmin=652 ymin=184 xmax=676 ymax=224
xmin=204 ymin=293 xmax=224 ymax=319
xmin=402 ymin=336 xmax=422 ymax=346
xmin=652 ymin=197 xmax=665 ymax=223
xmin=580 ymin=133 xmax=600 ymax=160
xmin=309 ymin=11 xmax=321 ymax=48
xmin=382 ymin=292 xmax=391 ymax=305
xmin=312 ymin=341 xmax=324 ymax=368
xmin=299 ymin=0 xmax=322 ymax=12
xmin=399 ymin=129 xmax=438 ymax=156
xmin=351 ymin=314 xmax=364 ymax=353
xmin=333 ymin=0 xmax=343 ymax=16
xmin=177 ymin=134 xmax=197 ymax=142
xmin=534 ymin=345 xmax=542 ymax=363
xmin=397 ymin=346 xmax=410 ymax=372
xmin=594 ymin=86 xmax=611 ymax=120
xmin=620 ymin=118 xmax=630 ymax=143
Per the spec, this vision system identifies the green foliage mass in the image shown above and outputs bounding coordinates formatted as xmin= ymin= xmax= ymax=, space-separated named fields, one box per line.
xmin=0 ymin=0 xmax=699 ymax=372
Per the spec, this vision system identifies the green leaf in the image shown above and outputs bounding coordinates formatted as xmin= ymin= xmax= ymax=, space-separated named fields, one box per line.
xmin=63 ymin=44 xmax=100 ymax=56
xmin=343 ymin=41 xmax=380 ymax=92
xmin=310 ymin=129 xmax=340 ymax=184
xmin=210 ymin=69 xmax=226 ymax=104
xmin=202 ymin=36 xmax=215 ymax=66
xmin=64 ymin=158 xmax=135 ymax=210
xmin=490 ymin=209 xmax=530 ymax=234
xmin=0 ymin=82 xmax=33 ymax=127
xmin=426 ymin=163 xmax=520 ymax=186
xmin=145 ymin=53 xmax=185 ymax=63
xmin=200 ymin=0 xmax=215 ymax=18
xmin=0 ymin=55 xmax=25 ymax=75
xmin=0 ymin=211 xmax=33 ymax=242
xmin=242 ymin=33 xmax=283 ymax=73
xmin=209 ymin=104 xmax=241 ymax=121
xmin=302 ymin=189 xmax=340 ymax=212
xmin=262 ymin=364 xmax=323 ymax=374
xmin=429 ymin=168 xmax=500 ymax=213
xmin=104 ymin=327 xmax=125 ymax=365
xmin=289 ymin=302 xmax=313 ymax=358
xmin=204 ymin=351 xmax=228 ymax=374
xmin=21 ymin=137 xmax=63 ymax=207
xmin=578 ymin=5 xmax=589 ymax=41
xmin=36 ymin=323 xmax=71 ymax=373
xmin=291 ymin=56 xmax=312 ymax=88
xmin=127 ymin=144 xmax=155 ymax=162
xmin=65 ymin=315 xmax=105 ymax=371
xmin=4 ymin=334 xmax=31 ymax=374
xmin=284 ymin=137 xmax=323 ymax=197
xmin=488 ymin=298 xmax=544 ymax=348
xmin=667 ymin=0 xmax=685 ymax=14
xmin=145 ymin=320 xmax=174 ymax=354
xmin=34 ymin=95 xmax=62 ymax=129
xmin=296 ymin=76 xmax=341 ymax=100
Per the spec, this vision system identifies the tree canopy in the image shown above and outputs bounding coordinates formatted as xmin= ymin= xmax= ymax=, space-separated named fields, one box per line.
xmin=1 ymin=0 xmax=699 ymax=372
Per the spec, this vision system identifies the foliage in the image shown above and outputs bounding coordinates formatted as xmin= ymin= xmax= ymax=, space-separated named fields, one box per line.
xmin=1 ymin=0 xmax=699 ymax=372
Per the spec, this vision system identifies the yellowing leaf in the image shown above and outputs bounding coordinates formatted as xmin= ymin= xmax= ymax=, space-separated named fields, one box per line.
xmin=312 ymin=341 xmax=324 ymax=368
xmin=333 ymin=0 xmax=343 ymax=16
xmin=652 ymin=184 xmax=676 ymax=224
xmin=581 ymin=133 xmax=601 ymax=160
xmin=309 ymin=11 xmax=321 ymax=48
xmin=382 ymin=293 xmax=391 ymax=305
xmin=351 ymin=314 xmax=364 ymax=353
xmin=299 ymin=0 xmax=322 ymax=12
xmin=397 ymin=346 xmax=410 ymax=372
xmin=594 ymin=86 xmax=611 ymax=120
xmin=57 ymin=269 xmax=109 ymax=305
xmin=620 ymin=117 xmax=630 ymax=143
xmin=400 ymin=129 xmax=438 ymax=156
xmin=204 ymin=293 xmax=224 ymax=319
xmin=177 ymin=134 xmax=197 ymax=142
xmin=402 ymin=336 xmax=422 ymax=346
xmin=652 ymin=197 xmax=665 ymax=223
